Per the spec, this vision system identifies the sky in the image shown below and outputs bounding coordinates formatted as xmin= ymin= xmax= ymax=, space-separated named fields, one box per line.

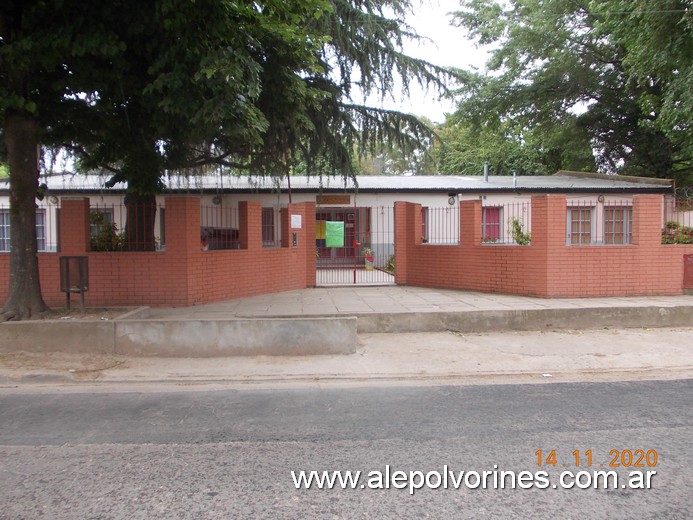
xmin=363 ymin=0 xmax=490 ymax=123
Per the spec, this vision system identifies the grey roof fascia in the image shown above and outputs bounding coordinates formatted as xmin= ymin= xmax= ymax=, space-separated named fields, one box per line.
xmin=0 ymin=172 xmax=674 ymax=195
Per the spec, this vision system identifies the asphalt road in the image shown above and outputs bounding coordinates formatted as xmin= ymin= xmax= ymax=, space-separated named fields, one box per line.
xmin=0 ymin=380 xmax=691 ymax=519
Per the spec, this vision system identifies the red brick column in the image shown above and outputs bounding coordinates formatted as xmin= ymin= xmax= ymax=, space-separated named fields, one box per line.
xmin=239 ymin=201 xmax=262 ymax=251
xmin=300 ymin=202 xmax=316 ymax=287
xmin=165 ymin=197 xmax=201 ymax=254
xmin=59 ymin=198 xmax=90 ymax=254
xmin=460 ymin=200 xmax=482 ymax=245
xmin=530 ymin=195 xmax=566 ymax=249
xmin=162 ymin=197 xmax=201 ymax=306
xmin=632 ymin=194 xmax=663 ymax=246
xmin=281 ymin=204 xmax=290 ymax=248
xmin=394 ymin=201 xmax=420 ymax=284
xmin=530 ymin=195 xmax=566 ymax=297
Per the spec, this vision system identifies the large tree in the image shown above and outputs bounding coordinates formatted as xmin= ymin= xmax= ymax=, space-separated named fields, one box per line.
xmin=589 ymin=0 xmax=693 ymax=181
xmin=434 ymin=113 xmax=595 ymax=176
xmin=1 ymin=0 xmax=452 ymax=320
xmin=449 ymin=0 xmax=692 ymax=181
xmin=1 ymin=0 xmax=121 ymax=319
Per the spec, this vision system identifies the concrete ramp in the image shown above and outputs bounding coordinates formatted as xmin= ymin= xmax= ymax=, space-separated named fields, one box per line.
xmin=0 ymin=317 xmax=357 ymax=357
xmin=115 ymin=317 xmax=356 ymax=357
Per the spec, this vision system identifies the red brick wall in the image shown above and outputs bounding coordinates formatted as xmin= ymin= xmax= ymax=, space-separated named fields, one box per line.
xmin=3 ymin=193 xmax=691 ymax=306
xmin=685 ymin=255 xmax=693 ymax=289
xmin=187 ymin=201 xmax=316 ymax=305
xmin=0 ymin=197 xmax=317 ymax=308
xmin=395 ymin=196 xmax=693 ymax=298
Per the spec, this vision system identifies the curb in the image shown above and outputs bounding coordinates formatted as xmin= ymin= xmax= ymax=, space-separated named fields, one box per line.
xmin=2 ymin=304 xmax=692 ymax=358
xmin=354 ymin=305 xmax=693 ymax=333
xmin=2 ymin=366 xmax=692 ymax=388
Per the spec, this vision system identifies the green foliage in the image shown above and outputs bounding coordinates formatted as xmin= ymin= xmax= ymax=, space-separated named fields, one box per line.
xmin=589 ymin=0 xmax=693 ymax=178
xmin=2 ymin=0 xmax=453 ymax=193
xmin=661 ymin=221 xmax=693 ymax=244
xmin=510 ymin=218 xmax=531 ymax=245
xmin=356 ymin=142 xmax=437 ymax=176
xmin=434 ymin=115 xmax=595 ymax=175
xmin=89 ymin=212 xmax=125 ymax=252
xmin=450 ymin=0 xmax=692 ymax=182
xmin=385 ymin=254 xmax=395 ymax=273
xmin=0 ymin=163 xmax=8 ymax=178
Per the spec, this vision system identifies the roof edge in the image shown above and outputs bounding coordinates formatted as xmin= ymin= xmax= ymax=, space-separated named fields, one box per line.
xmin=554 ymin=170 xmax=672 ymax=187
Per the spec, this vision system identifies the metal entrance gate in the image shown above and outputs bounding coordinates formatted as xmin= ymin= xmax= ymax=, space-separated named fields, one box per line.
xmin=316 ymin=206 xmax=395 ymax=286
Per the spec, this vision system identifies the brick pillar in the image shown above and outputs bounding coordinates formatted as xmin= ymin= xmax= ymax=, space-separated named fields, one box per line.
xmin=460 ymin=200 xmax=482 ymax=245
xmin=281 ymin=204 xmax=290 ymax=248
xmin=300 ymin=202 xmax=316 ymax=287
xmin=59 ymin=198 xmax=90 ymax=254
xmin=394 ymin=201 xmax=420 ymax=285
xmin=239 ymin=201 xmax=262 ymax=251
xmin=163 ymin=197 xmax=201 ymax=306
xmin=531 ymin=195 xmax=566 ymax=297
xmin=530 ymin=195 xmax=566 ymax=248
xmin=165 ymin=197 xmax=201 ymax=254
xmin=632 ymin=194 xmax=663 ymax=246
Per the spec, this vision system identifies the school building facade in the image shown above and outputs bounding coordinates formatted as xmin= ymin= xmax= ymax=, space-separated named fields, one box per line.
xmin=1 ymin=171 xmax=692 ymax=307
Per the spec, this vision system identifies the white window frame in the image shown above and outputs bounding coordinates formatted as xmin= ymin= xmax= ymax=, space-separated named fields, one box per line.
xmin=158 ymin=207 xmax=166 ymax=250
xmin=0 ymin=209 xmax=9 ymax=252
xmin=603 ymin=206 xmax=632 ymax=245
xmin=35 ymin=209 xmax=46 ymax=252
xmin=421 ymin=206 xmax=429 ymax=243
xmin=566 ymin=206 xmax=594 ymax=245
xmin=0 ymin=209 xmax=49 ymax=252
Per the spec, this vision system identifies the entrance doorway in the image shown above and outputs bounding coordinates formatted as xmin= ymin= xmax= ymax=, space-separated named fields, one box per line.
xmin=316 ymin=206 xmax=395 ymax=286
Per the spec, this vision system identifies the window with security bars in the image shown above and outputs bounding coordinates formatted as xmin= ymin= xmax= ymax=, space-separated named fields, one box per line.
xmin=90 ymin=208 xmax=114 ymax=238
xmin=603 ymin=206 xmax=632 ymax=245
xmin=482 ymin=206 xmax=502 ymax=242
xmin=0 ymin=209 xmax=9 ymax=252
xmin=0 ymin=209 xmax=48 ymax=252
xmin=567 ymin=207 xmax=593 ymax=245
xmin=159 ymin=208 xmax=165 ymax=249
xmin=421 ymin=206 xmax=428 ymax=242
xmin=35 ymin=209 xmax=46 ymax=251
xmin=262 ymin=207 xmax=279 ymax=247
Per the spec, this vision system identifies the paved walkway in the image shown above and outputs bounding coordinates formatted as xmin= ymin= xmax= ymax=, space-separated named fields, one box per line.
xmin=2 ymin=287 xmax=692 ymax=388
xmin=142 ymin=286 xmax=693 ymax=319
xmin=2 ymin=327 xmax=692 ymax=388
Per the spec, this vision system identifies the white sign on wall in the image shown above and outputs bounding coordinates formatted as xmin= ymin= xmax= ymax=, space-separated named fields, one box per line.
xmin=291 ymin=214 xmax=302 ymax=229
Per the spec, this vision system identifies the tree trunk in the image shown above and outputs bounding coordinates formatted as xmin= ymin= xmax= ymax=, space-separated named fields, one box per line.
xmin=120 ymin=141 xmax=161 ymax=252
xmin=124 ymin=192 xmax=157 ymax=252
xmin=1 ymin=112 xmax=49 ymax=321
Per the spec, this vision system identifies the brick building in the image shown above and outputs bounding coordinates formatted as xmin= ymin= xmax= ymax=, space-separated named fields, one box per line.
xmin=1 ymin=171 xmax=692 ymax=306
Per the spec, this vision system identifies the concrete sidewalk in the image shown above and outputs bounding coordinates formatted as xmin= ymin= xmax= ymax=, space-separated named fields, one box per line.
xmin=2 ymin=327 xmax=692 ymax=388
xmin=134 ymin=287 xmax=693 ymax=335
xmin=139 ymin=286 xmax=693 ymax=319
xmin=1 ymin=287 xmax=693 ymax=387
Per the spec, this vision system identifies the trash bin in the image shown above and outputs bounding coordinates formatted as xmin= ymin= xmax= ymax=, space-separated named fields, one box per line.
xmin=59 ymin=256 xmax=88 ymax=312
